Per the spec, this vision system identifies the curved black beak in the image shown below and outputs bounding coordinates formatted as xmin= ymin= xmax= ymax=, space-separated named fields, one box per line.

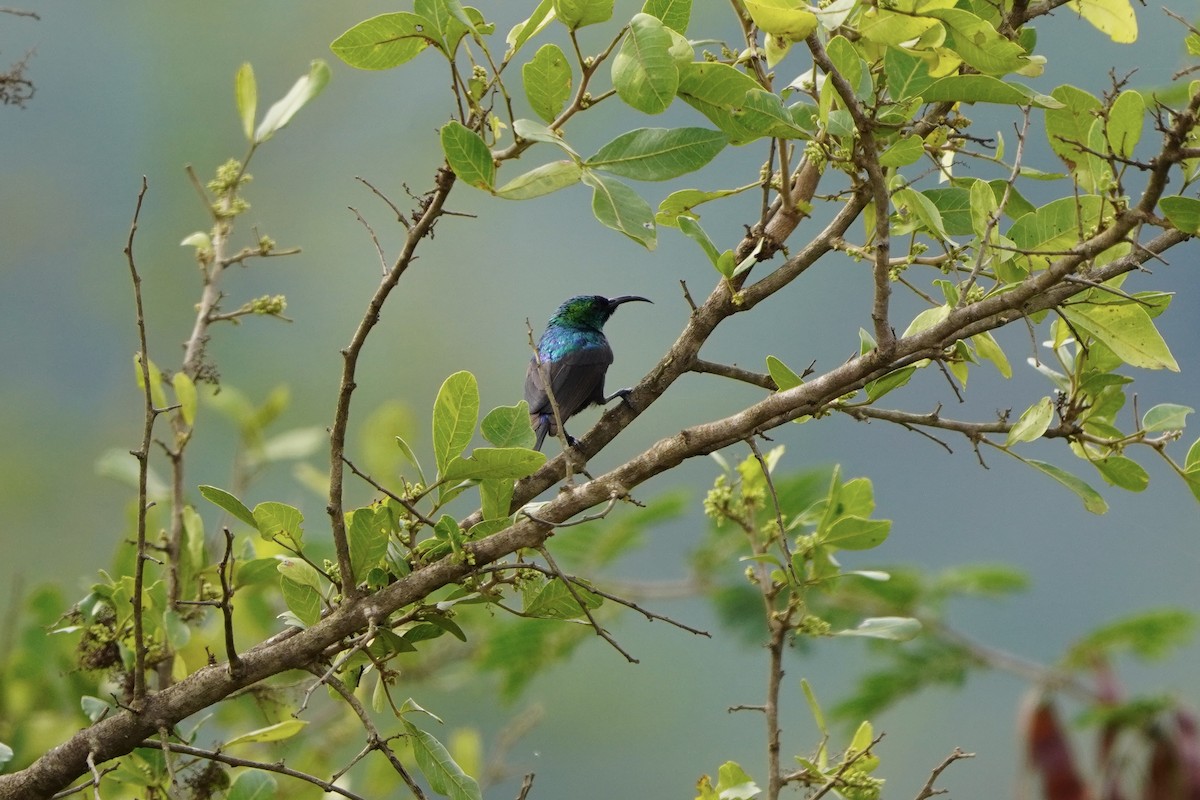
xmin=607 ymin=295 xmax=653 ymax=309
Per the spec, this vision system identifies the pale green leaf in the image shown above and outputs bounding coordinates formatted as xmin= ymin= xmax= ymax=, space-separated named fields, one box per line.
xmin=1142 ymin=403 xmax=1192 ymax=432
xmin=1007 ymin=396 xmax=1054 ymax=445
xmin=255 ymin=60 xmax=330 ymax=143
xmin=226 ymin=720 xmax=309 ymax=748
xmin=766 ymin=355 xmax=803 ymax=390
xmin=744 ymin=0 xmax=818 ymax=39
xmin=1066 ymin=0 xmax=1137 ymax=43
xmin=921 ymin=75 xmax=1062 ymax=108
xmin=496 ymin=160 xmax=582 ymax=200
xmin=1061 ymin=303 xmax=1178 ymax=371
xmin=506 ymin=0 xmax=556 ymax=57
xmin=836 ymin=616 xmax=922 ymax=641
xmin=235 ymin=63 xmax=257 ymax=142
xmin=581 ymin=169 xmax=657 ymax=248
xmin=553 ymin=0 xmax=613 ymax=29
xmin=172 ymin=371 xmax=197 ymax=428
xmin=1026 ymin=459 xmax=1109 ymax=514
xmin=612 ymin=13 xmax=678 ymax=115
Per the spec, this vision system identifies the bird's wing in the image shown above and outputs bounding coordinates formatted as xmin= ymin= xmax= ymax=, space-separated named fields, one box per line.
xmin=525 ymin=341 xmax=613 ymax=419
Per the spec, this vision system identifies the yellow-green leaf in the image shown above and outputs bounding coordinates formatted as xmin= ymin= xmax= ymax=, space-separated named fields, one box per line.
xmin=226 ymin=720 xmax=309 ymax=748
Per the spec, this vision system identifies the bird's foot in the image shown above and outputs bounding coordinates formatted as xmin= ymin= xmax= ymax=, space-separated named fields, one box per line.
xmin=606 ymin=387 xmax=635 ymax=408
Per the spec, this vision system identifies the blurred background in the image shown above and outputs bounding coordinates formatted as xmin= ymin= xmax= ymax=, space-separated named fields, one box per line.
xmin=2 ymin=1 xmax=1198 ymax=797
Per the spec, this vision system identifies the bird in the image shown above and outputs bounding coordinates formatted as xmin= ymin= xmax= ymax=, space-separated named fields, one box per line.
xmin=525 ymin=294 xmax=652 ymax=451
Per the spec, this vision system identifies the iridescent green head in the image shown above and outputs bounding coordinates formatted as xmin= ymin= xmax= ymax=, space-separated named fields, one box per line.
xmin=549 ymin=294 xmax=652 ymax=331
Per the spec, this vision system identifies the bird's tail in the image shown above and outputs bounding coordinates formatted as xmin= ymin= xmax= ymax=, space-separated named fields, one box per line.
xmin=532 ymin=415 xmax=550 ymax=451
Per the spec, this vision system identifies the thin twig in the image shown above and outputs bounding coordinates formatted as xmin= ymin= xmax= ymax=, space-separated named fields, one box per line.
xmin=536 ymin=544 xmax=638 ymax=663
xmin=913 ymin=748 xmax=975 ymax=800
xmin=138 ymin=739 xmax=369 ymax=800
xmin=123 ymin=177 xmax=153 ymax=708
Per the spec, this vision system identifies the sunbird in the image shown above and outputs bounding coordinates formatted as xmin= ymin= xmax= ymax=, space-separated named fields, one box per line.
xmin=525 ymin=294 xmax=652 ymax=451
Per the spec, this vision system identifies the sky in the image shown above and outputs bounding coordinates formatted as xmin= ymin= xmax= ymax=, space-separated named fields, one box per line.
xmin=1 ymin=1 xmax=1198 ymax=797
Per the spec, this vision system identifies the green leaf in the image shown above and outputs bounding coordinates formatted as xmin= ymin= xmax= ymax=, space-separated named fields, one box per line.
xmin=655 ymin=185 xmax=753 ymax=227
xmin=643 ymin=0 xmax=691 ymax=32
xmin=879 ymin=135 xmax=924 ymax=167
xmin=331 ymin=13 xmax=431 ymax=70
xmin=1142 ymin=403 xmax=1192 ymax=432
xmin=198 ymin=485 xmax=257 ymax=528
xmin=586 ymin=127 xmax=727 ymax=180
xmin=235 ymin=63 xmax=257 ymax=142
xmin=612 ymin=13 xmax=678 ymax=115
xmin=278 ymin=559 xmax=323 ymax=626
xmin=226 ymin=720 xmax=309 ymax=747
xmin=255 ymin=60 xmax=330 ymax=143
xmin=677 ymin=215 xmax=721 ymax=266
xmin=892 ymin=187 xmax=950 ymax=242
xmin=1066 ymin=609 xmax=1195 ymax=668
xmin=1025 ymin=459 xmax=1108 ymax=514
xmin=766 ymin=355 xmax=803 ymax=390
xmin=1107 ymin=89 xmax=1143 ymax=158
xmin=822 ymin=517 xmax=891 ymax=550
xmin=414 ymin=0 xmax=479 ymax=56
xmin=581 ymin=169 xmax=657 ymax=249
xmin=404 ymin=721 xmax=484 ymax=800
xmin=921 ymin=75 xmax=1062 ymax=108
xmin=253 ymin=501 xmax=305 ymax=545
xmin=523 ymin=43 xmax=572 ymax=123
xmin=922 ymin=187 xmax=972 ymax=236
xmin=133 ymin=354 xmax=167 ymax=409
xmin=479 ymin=478 xmax=515 ymax=521
xmin=440 ymin=121 xmax=495 ymax=190
xmin=732 ymin=89 xmax=814 ymax=139
xmin=442 ymin=447 xmax=547 ymax=481
xmin=884 ymin=47 xmax=934 ymax=101
xmin=973 ymin=331 xmax=1012 ymax=378
xmin=1006 ymin=396 xmax=1054 ymax=445
xmin=433 ymin=370 xmax=480 ymax=475
xmin=902 ymin=304 xmax=950 ymax=337
xmin=865 ymin=365 xmax=916 ymax=402
xmin=711 ymin=761 xmax=760 ymax=800
xmin=554 ymin=0 xmax=613 ymax=29
xmin=348 ymin=506 xmax=392 ymax=579
xmin=1060 ymin=303 xmax=1179 ymax=371
xmin=227 ymin=771 xmax=278 ymax=800
xmin=676 ymin=61 xmax=764 ymax=144
xmin=1093 ymin=455 xmax=1149 ymax=492
xmin=481 ymin=402 xmax=537 ymax=448
xmin=523 ymin=578 xmax=602 ymax=618
xmin=1045 ymin=85 xmax=1104 ymax=189
xmin=926 ymin=7 xmax=1030 ymax=76
xmin=1007 ymin=195 xmax=1106 ymax=272
xmin=1159 ymin=196 xmax=1200 ymax=234
xmin=836 ymin=616 xmax=922 ymax=641
xmin=1186 ymin=437 xmax=1200 ymax=471
xmin=496 ymin=160 xmax=582 ymax=200
xmin=1066 ymin=0 xmax=1137 ymax=43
